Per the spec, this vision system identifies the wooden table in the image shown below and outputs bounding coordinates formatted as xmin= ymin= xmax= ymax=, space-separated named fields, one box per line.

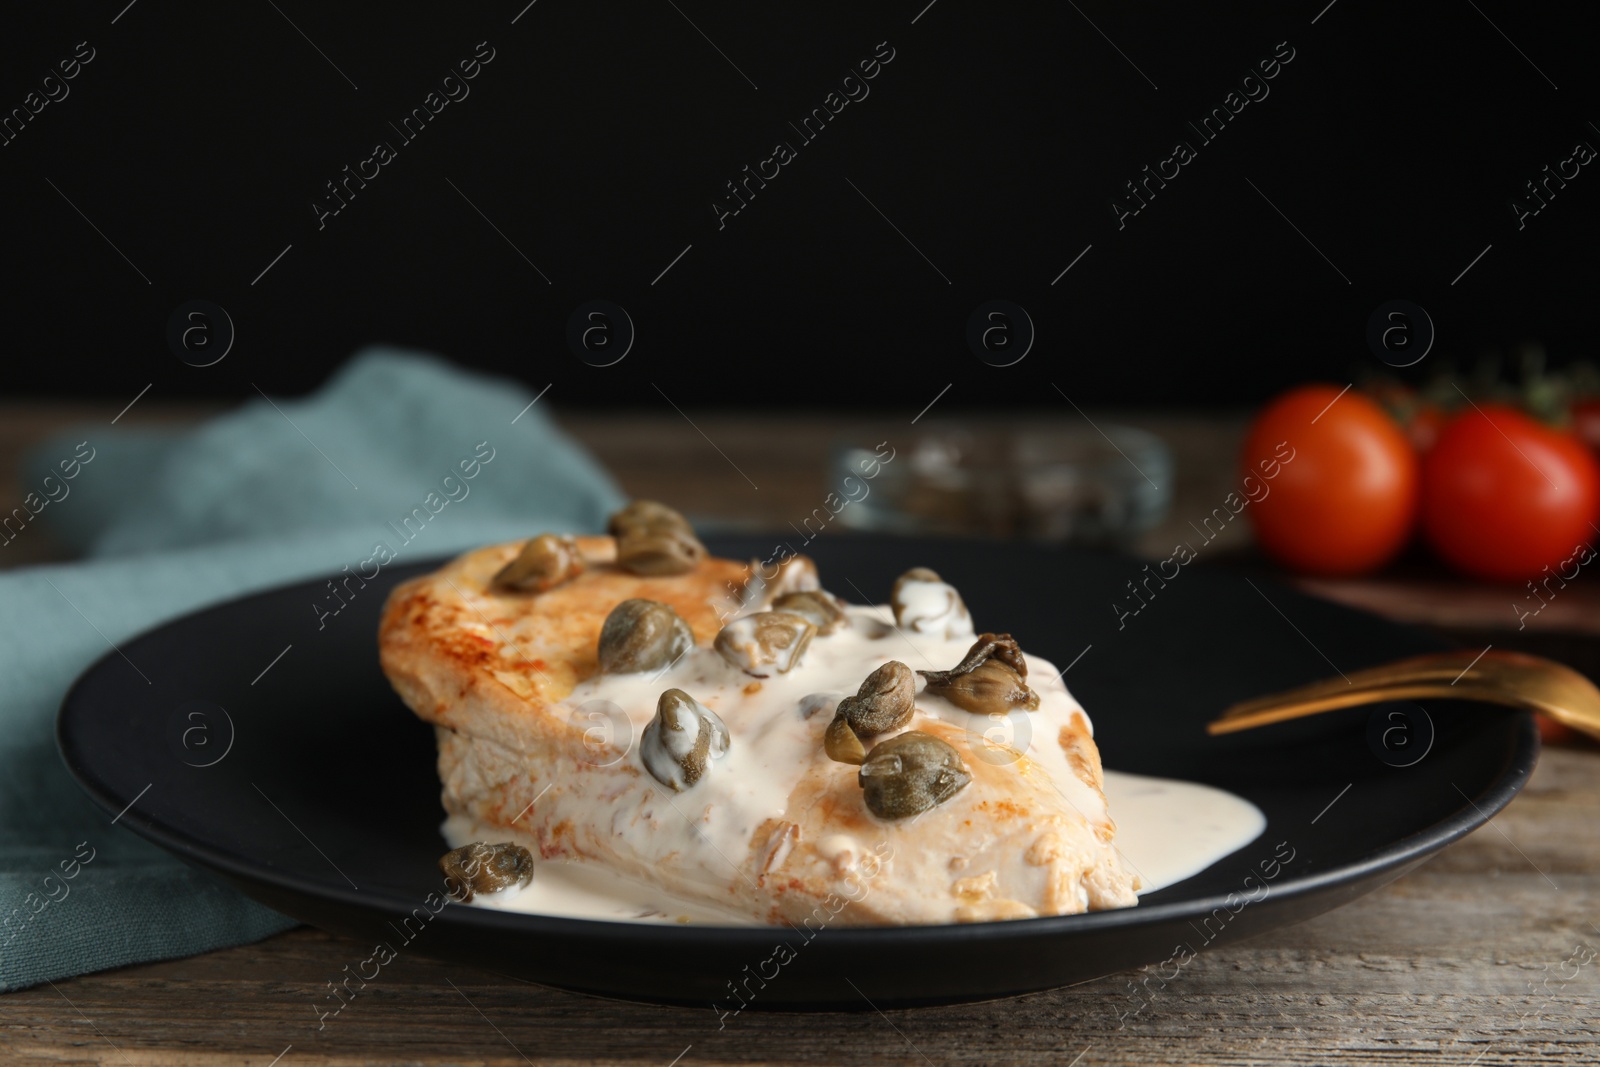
xmin=3 ymin=403 xmax=1597 ymax=1066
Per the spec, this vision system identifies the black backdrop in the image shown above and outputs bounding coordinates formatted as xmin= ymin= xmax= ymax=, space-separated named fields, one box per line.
xmin=2 ymin=1 xmax=1596 ymax=409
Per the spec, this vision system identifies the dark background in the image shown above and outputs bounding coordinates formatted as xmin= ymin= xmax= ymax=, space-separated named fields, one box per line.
xmin=1 ymin=1 xmax=1595 ymax=409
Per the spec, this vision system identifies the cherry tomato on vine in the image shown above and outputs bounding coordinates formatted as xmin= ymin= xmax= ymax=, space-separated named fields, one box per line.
xmin=1420 ymin=404 xmax=1600 ymax=582
xmin=1241 ymin=385 xmax=1420 ymax=576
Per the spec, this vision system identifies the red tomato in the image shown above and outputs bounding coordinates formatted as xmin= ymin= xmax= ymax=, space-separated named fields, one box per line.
xmin=1241 ymin=385 xmax=1420 ymax=575
xmin=1421 ymin=404 xmax=1600 ymax=582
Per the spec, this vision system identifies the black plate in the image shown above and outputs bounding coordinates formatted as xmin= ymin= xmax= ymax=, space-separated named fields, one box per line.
xmin=57 ymin=535 xmax=1536 ymax=1009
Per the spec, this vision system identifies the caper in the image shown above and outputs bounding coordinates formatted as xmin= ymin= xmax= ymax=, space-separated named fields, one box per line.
xmin=925 ymin=660 xmax=1040 ymax=715
xmin=598 ymin=599 xmax=694 ymax=674
xmin=493 ymin=533 xmax=583 ymax=592
xmin=737 ymin=554 xmax=820 ymax=613
xmin=772 ymin=590 xmax=846 ymax=635
xmin=895 ymin=565 xmax=940 ymax=587
xmin=766 ymin=554 xmax=820 ymax=598
xmin=858 ymin=731 xmax=971 ymax=820
xmin=608 ymin=501 xmax=706 ymax=576
xmin=640 ymin=688 xmax=730 ymax=791
xmin=713 ymin=611 xmax=816 ymax=677
xmin=609 ymin=499 xmax=692 ymax=535
xmin=439 ymin=841 xmax=534 ymax=903
xmin=922 ymin=633 xmax=1030 ymax=680
xmin=917 ymin=633 xmax=1040 ymax=715
xmin=616 ymin=528 xmax=705 ymax=575
xmin=824 ymin=661 xmax=914 ymax=765
xmin=824 ymin=714 xmax=867 ymax=765
xmin=890 ymin=567 xmax=973 ymax=638
xmin=837 ymin=660 xmax=915 ymax=735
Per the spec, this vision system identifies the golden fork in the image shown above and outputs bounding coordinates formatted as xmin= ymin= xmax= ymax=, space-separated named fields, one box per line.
xmin=1207 ymin=648 xmax=1600 ymax=742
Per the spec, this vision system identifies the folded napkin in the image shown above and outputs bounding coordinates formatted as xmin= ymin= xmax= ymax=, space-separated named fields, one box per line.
xmin=0 ymin=348 xmax=625 ymax=992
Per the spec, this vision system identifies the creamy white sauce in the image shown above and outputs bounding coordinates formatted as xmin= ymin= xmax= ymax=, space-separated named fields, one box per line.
xmin=444 ymin=772 xmax=1264 ymax=923
xmin=442 ymin=597 xmax=1265 ymax=924
xmin=528 ymin=602 xmax=1114 ymax=891
xmin=1102 ymin=771 xmax=1266 ymax=895
xmin=443 ymin=813 xmax=754 ymax=923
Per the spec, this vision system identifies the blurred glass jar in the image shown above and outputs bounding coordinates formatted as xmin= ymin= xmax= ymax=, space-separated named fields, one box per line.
xmin=831 ymin=425 xmax=1171 ymax=548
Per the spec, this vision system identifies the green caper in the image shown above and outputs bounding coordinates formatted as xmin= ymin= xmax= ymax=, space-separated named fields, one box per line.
xmin=493 ymin=533 xmax=583 ymax=592
xmin=922 ymin=633 xmax=1030 ymax=681
xmin=893 ymin=565 xmax=940 ymax=590
xmin=772 ymin=590 xmax=846 ymax=635
xmin=918 ymin=633 xmax=1040 ymax=715
xmin=890 ymin=567 xmax=973 ymax=638
xmin=837 ymin=660 xmax=914 ymax=735
xmin=439 ymin=841 xmax=534 ymax=902
xmin=764 ymin=554 xmax=820 ymax=598
xmin=641 ymin=688 xmax=730 ymax=791
xmin=616 ymin=528 xmax=705 ymax=575
xmin=858 ymin=731 xmax=971 ymax=819
xmin=824 ymin=714 xmax=867 ymax=765
xmin=713 ymin=611 xmax=816 ymax=676
xmin=608 ymin=500 xmax=694 ymax=537
xmin=608 ymin=501 xmax=706 ymax=576
xmin=924 ymin=660 xmax=1040 ymax=715
xmin=598 ymin=599 xmax=694 ymax=674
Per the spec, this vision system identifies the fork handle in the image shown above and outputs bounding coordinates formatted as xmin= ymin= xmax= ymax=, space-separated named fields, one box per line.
xmin=1208 ymin=650 xmax=1529 ymax=736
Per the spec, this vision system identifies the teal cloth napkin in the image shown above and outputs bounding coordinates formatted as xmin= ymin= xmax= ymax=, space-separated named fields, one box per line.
xmin=0 ymin=348 xmax=626 ymax=992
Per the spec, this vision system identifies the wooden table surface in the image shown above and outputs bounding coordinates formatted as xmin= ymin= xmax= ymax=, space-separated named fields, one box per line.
xmin=2 ymin=402 xmax=1597 ymax=1065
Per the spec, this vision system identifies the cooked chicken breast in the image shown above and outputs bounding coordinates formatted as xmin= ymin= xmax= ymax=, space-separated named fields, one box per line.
xmin=378 ymin=535 xmax=1138 ymax=924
